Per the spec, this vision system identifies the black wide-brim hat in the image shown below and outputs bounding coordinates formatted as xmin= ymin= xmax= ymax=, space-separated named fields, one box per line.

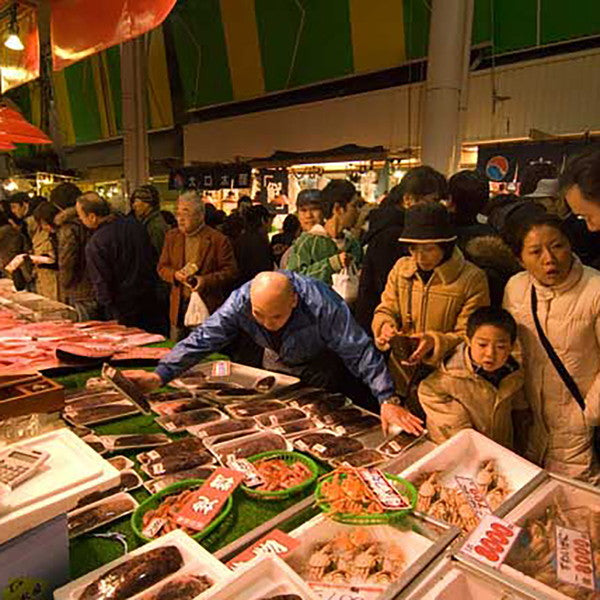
xmin=398 ymin=202 xmax=457 ymax=244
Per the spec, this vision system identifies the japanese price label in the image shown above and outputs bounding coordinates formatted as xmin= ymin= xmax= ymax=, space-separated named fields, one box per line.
xmin=226 ymin=529 xmax=300 ymax=570
xmin=226 ymin=456 xmax=264 ymax=488
xmin=308 ymin=582 xmax=384 ymax=600
xmin=357 ymin=468 xmax=410 ymax=510
xmin=461 ymin=515 xmax=521 ymax=569
xmin=455 ymin=475 xmax=493 ymax=519
xmin=555 ymin=525 xmax=596 ymax=591
xmin=174 ymin=467 xmax=244 ymax=531
xmin=211 ymin=361 xmax=231 ymax=377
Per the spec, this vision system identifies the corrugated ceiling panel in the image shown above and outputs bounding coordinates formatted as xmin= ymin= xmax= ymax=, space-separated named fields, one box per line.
xmin=465 ymin=49 xmax=600 ymax=141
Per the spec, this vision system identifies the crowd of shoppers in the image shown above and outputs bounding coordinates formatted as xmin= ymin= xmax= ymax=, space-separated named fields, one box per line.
xmin=3 ymin=147 xmax=600 ymax=484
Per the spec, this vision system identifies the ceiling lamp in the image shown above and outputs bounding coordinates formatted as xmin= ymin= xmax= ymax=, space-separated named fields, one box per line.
xmin=4 ymin=4 xmax=23 ymax=51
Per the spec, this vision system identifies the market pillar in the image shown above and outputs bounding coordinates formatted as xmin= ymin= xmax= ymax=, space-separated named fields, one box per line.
xmin=121 ymin=37 xmax=149 ymax=193
xmin=420 ymin=0 xmax=474 ymax=176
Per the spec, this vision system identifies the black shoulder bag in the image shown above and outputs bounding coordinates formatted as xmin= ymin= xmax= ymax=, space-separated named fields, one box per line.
xmin=531 ymin=286 xmax=586 ymax=411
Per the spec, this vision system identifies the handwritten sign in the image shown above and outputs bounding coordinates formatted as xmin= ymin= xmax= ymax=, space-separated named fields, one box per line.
xmin=226 ymin=529 xmax=300 ymax=570
xmin=461 ymin=515 xmax=521 ymax=569
xmin=555 ymin=525 xmax=596 ymax=591
xmin=358 ymin=468 xmax=410 ymax=510
xmin=308 ymin=582 xmax=384 ymax=600
xmin=455 ymin=475 xmax=492 ymax=519
xmin=226 ymin=456 xmax=263 ymax=488
xmin=175 ymin=467 xmax=244 ymax=531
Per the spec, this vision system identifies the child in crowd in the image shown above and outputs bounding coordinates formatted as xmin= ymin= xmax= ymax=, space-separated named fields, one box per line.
xmin=418 ymin=306 xmax=529 ymax=450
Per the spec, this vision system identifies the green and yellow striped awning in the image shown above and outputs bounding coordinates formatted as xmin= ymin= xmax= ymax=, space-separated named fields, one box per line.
xmin=6 ymin=0 xmax=600 ymax=147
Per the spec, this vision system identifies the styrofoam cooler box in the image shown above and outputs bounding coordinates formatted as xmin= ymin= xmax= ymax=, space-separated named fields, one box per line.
xmin=0 ymin=514 xmax=69 ymax=600
xmin=0 ymin=428 xmax=120 ymax=545
xmin=398 ymin=429 xmax=544 ymax=521
xmin=54 ymin=530 xmax=232 ymax=600
xmin=481 ymin=475 xmax=600 ymax=600
xmin=402 ymin=558 xmax=538 ymax=599
xmin=203 ymin=555 xmax=320 ymax=600
xmin=284 ymin=513 xmax=457 ymax=599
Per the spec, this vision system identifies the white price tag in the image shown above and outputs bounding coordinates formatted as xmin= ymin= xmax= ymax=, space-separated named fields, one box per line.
xmin=461 ymin=515 xmax=521 ymax=569
xmin=211 ymin=361 xmax=231 ymax=377
xmin=309 ymin=582 xmax=384 ymax=600
xmin=455 ymin=475 xmax=492 ymax=519
xmin=555 ymin=525 xmax=596 ymax=591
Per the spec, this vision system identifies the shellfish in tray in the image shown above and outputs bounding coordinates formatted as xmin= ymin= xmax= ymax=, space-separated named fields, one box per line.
xmin=303 ymin=528 xmax=406 ymax=586
xmin=414 ymin=460 xmax=512 ymax=533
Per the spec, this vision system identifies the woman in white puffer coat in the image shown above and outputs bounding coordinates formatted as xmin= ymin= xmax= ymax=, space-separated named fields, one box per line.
xmin=503 ymin=212 xmax=600 ymax=484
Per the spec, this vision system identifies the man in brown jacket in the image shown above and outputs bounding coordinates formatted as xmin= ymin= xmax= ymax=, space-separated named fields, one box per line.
xmin=158 ymin=191 xmax=238 ymax=340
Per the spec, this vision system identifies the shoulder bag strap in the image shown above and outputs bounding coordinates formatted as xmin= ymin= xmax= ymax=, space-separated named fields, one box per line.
xmin=531 ymin=285 xmax=586 ymax=411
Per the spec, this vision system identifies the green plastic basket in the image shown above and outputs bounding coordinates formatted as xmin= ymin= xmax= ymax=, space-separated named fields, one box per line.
xmin=314 ymin=471 xmax=418 ymax=525
xmin=131 ymin=479 xmax=233 ymax=543
xmin=240 ymin=450 xmax=319 ymax=501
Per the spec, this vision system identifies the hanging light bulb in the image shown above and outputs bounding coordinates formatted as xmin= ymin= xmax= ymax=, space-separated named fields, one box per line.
xmin=4 ymin=4 xmax=23 ymax=51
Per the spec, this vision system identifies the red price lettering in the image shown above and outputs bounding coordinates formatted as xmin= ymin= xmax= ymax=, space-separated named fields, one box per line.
xmin=575 ymin=563 xmax=593 ymax=575
xmin=490 ymin=522 xmax=514 ymax=537
xmin=488 ymin=529 xmax=509 ymax=546
xmin=481 ymin=535 xmax=504 ymax=553
xmin=575 ymin=552 xmax=590 ymax=565
xmin=574 ymin=538 xmax=591 ymax=551
xmin=475 ymin=543 xmax=500 ymax=562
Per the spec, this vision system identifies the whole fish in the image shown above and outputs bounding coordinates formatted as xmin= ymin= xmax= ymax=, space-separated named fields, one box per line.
xmin=78 ymin=545 xmax=183 ymax=599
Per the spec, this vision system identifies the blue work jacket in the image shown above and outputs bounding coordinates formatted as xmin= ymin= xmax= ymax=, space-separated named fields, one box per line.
xmin=155 ymin=271 xmax=394 ymax=403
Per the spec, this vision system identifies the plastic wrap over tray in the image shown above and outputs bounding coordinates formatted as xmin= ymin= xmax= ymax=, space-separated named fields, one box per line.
xmin=54 ymin=530 xmax=231 ymax=600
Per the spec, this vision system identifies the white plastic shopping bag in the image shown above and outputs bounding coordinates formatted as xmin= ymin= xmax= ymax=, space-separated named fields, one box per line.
xmin=332 ymin=264 xmax=359 ymax=304
xmin=184 ymin=291 xmax=210 ymax=327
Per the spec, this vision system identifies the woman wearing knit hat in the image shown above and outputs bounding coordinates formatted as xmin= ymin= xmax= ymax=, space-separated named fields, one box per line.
xmin=372 ymin=203 xmax=490 ymax=417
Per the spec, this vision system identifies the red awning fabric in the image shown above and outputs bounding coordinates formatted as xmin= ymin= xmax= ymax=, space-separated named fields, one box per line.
xmin=0 ymin=107 xmax=52 ymax=144
xmin=50 ymin=0 xmax=177 ymax=70
xmin=0 ymin=0 xmax=176 ymax=92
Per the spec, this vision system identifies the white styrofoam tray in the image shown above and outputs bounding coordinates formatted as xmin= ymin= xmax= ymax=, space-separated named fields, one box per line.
xmin=285 ymin=513 xmax=434 ymax=592
xmin=67 ymin=491 xmax=138 ymax=538
xmin=174 ymin=360 xmax=300 ymax=391
xmin=493 ymin=477 xmax=600 ymax=600
xmin=210 ymin=430 xmax=292 ymax=464
xmin=203 ymin=554 xmax=320 ymax=600
xmin=54 ymin=529 xmax=232 ymax=600
xmin=404 ymin=558 xmax=536 ymax=599
xmin=0 ymin=428 xmax=120 ymax=545
xmin=399 ymin=429 xmax=543 ymax=512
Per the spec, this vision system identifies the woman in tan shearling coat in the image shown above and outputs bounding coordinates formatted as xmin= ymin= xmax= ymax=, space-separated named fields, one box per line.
xmin=373 ymin=204 xmax=490 ymax=403
xmin=503 ymin=212 xmax=600 ymax=484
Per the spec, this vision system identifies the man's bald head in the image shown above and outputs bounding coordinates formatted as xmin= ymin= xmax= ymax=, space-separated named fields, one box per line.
xmin=250 ymin=272 xmax=298 ymax=331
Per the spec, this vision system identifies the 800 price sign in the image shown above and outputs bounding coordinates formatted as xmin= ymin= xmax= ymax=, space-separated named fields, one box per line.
xmin=461 ymin=515 xmax=521 ymax=569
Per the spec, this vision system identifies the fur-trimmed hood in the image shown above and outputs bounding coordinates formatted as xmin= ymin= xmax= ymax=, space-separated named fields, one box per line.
xmin=54 ymin=206 xmax=79 ymax=227
xmin=465 ymin=235 xmax=521 ymax=276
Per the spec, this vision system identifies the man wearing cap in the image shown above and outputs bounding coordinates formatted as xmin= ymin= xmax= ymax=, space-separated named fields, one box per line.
xmin=131 ymin=185 xmax=170 ymax=256
xmin=372 ymin=203 xmax=489 ymax=415
xmin=125 ymin=270 xmax=425 ymax=436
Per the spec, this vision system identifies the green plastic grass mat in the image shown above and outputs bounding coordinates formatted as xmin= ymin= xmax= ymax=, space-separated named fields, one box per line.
xmin=62 ymin=352 xmax=328 ymax=581
xmin=69 ymin=460 xmax=327 ymax=580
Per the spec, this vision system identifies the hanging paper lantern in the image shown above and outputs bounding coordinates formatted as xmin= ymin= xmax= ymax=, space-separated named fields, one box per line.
xmin=0 ymin=106 xmax=52 ymax=145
